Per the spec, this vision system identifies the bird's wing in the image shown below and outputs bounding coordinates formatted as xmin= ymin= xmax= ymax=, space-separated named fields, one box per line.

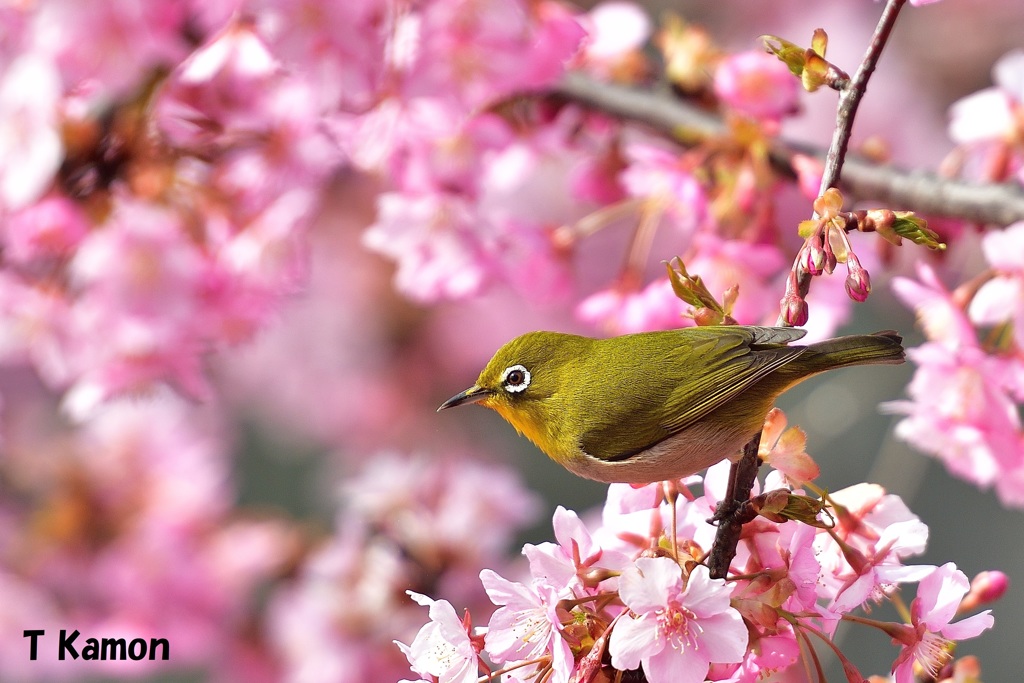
xmin=579 ymin=326 xmax=807 ymax=461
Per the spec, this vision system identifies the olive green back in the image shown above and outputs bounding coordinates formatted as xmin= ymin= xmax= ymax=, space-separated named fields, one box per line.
xmin=571 ymin=326 xmax=810 ymax=461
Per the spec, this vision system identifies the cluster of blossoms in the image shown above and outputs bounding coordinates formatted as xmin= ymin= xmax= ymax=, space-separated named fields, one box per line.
xmin=400 ymin=420 xmax=1002 ymax=683
xmin=887 ymin=230 xmax=1024 ymax=506
xmin=267 ymin=453 xmax=541 ymax=683
xmin=0 ymin=392 xmax=295 ymax=680
xmin=884 ymin=51 xmax=1024 ymax=505
xmin=0 ymin=379 xmax=543 ymax=682
xmin=0 ymin=0 xmax=587 ymax=418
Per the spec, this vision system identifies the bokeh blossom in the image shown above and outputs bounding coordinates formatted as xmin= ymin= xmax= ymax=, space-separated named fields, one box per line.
xmin=714 ymin=50 xmax=800 ymax=123
xmin=968 ymin=221 xmax=1024 ymax=349
xmin=889 ymin=262 xmax=1024 ymax=506
xmin=948 ymin=49 xmax=1024 ymax=184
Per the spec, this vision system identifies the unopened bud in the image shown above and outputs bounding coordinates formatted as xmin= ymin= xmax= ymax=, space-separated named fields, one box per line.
xmin=780 ymin=293 xmax=808 ymax=326
xmin=692 ymin=306 xmax=723 ymax=326
xmin=844 ymin=253 xmax=871 ymax=302
xmin=845 ymin=269 xmax=871 ymax=302
xmin=959 ymin=570 xmax=1010 ymax=613
xmin=864 ymin=209 xmax=896 ymax=231
xmin=802 ymin=236 xmax=826 ymax=276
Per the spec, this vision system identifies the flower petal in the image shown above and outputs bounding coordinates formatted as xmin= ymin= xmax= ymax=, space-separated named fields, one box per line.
xmin=619 ymin=557 xmax=682 ymax=613
xmin=609 ymin=613 xmax=659 ymax=671
xmin=644 ymin=642 xmax=708 ymax=683
xmin=940 ymin=610 xmax=994 ymax=640
xmin=917 ymin=563 xmax=969 ymax=629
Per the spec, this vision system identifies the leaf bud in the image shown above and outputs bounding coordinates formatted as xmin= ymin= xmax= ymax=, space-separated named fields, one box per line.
xmin=692 ymin=306 xmax=723 ymax=327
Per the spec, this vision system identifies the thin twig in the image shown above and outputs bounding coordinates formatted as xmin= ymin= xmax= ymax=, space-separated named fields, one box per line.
xmin=790 ymin=0 xmax=908 ymax=305
xmin=551 ymin=75 xmax=1024 ymax=227
xmin=819 ymin=0 xmax=907 ymax=193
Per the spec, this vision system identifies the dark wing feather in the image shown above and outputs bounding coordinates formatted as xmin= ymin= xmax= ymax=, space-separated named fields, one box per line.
xmin=578 ymin=326 xmax=807 ymax=461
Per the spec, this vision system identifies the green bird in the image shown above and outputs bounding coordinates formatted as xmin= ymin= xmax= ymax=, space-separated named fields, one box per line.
xmin=438 ymin=326 xmax=904 ymax=484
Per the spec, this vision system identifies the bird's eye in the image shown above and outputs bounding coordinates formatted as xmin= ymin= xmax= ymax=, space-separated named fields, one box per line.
xmin=501 ymin=365 xmax=531 ymax=393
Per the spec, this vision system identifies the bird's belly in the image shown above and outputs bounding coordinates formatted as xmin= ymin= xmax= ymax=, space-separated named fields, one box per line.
xmin=564 ymin=420 xmax=756 ymax=484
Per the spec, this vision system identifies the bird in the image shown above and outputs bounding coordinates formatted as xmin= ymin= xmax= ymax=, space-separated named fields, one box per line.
xmin=437 ymin=325 xmax=904 ymax=484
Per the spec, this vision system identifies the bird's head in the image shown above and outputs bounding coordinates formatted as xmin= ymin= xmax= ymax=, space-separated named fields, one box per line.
xmin=437 ymin=331 xmax=588 ymax=457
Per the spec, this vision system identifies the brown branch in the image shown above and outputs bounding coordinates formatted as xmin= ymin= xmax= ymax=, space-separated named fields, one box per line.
xmin=552 ymin=72 xmax=1024 ymax=227
xmin=818 ymin=0 xmax=907 ymax=194
xmin=707 ymin=433 xmax=762 ymax=580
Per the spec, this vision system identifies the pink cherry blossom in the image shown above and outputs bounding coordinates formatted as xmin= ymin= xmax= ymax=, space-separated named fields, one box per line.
xmin=155 ymin=19 xmax=282 ymax=150
xmin=815 ymin=484 xmax=932 ymax=622
xmin=0 ymin=54 xmax=62 ymax=211
xmin=579 ymin=2 xmax=651 ymax=78
xmin=524 ymin=505 xmax=630 ymax=591
xmin=968 ymin=222 xmax=1024 ymax=349
xmin=610 ymin=559 xmax=748 ymax=683
xmin=411 ymin=0 xmax=584 ymax=110
xmin=890 ymin=564 xmax=994 ymax=683
xmin=364 ymin=192 xmax=497 ymax=302
xmin=714 ymin=50 xmax=800 ymax=123
xmin=758 ymin=408 xmax=820 ymax=485
xmin=947 ymin=49 xmax=1024 ymax=183
xmin=619 ymin=141 xmax=709 ymax=235
xmin=948 ymin=50 xmax=1024 ymax=146
xmin=3 ymin=194 xmax=89 ymax=263
xmin=340 ymin=452 xmax=540 ymax=590
xmin=481 ymin=570 xmax=574 ymax=683
xmin=397 ymin=592 xmax=481 ymax=683
xmin=892 ymin=262 xmax=976 ymax=349
xmin=28 ymin=0 xmax=187 ymax=100
xmin=576 ymin=277 xmax=689 ymax=334
xmin=885 ymin=342 xmax=1024 ymax=505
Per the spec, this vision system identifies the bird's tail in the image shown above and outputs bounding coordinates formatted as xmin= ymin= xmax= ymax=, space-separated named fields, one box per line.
xmin=803 ymin=330 xmax=905 ymax=373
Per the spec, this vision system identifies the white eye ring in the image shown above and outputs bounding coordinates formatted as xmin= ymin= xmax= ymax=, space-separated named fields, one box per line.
xmin=501 ymin=365 xmax=531 ymax=393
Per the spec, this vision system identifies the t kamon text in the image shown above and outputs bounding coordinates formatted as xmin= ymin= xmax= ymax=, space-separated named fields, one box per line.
xmin=23 ymin=629 xmax=169 ymax=661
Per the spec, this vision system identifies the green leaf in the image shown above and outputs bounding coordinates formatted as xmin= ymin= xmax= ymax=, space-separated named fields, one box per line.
xmin=892 ymin=213 xmax=946 ymax=251
xmin=761 ymin=35 xmax=807 ymax=77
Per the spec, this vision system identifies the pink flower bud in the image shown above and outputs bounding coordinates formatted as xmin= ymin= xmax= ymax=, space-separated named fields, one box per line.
xmin=802 ymin=236 xmax=826 ymax=276
xmin=820 ymin=231 xmax=838 ymax=274
xmin=844 ymin=253 xmax=871 ymax=302
xmin=845 ymin=271 xmax=870 ymax=302
xmin=960 ymin=571 xmax=1010 ymax=612
xmin=780 ymin=292 xmax=808 ymax=326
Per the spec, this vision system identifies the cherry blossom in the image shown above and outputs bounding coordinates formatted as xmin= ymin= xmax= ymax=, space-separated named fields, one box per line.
xmin=714 ymin=50 xmax=800 ymax=123
xmin=968 ymin=221 xmax=1024 ymax=349
xmin=609 ymin=559 xmax=748 ymax=683
xmin=397 ymin=592 xmax=480 ymax=683
xmin=481 ymin=570 xmax=574 ymax=683
xmin=890 ymin=564 xmax=994 ymax=683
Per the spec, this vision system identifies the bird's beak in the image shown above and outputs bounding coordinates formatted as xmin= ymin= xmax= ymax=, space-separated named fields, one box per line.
xmin=437 ymin=385 xmax=491 ymax=411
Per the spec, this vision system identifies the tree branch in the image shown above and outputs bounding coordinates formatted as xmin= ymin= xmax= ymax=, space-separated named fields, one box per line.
xmin=818 ymin=0 xmax=906 ymax=194
xmin=707 ymin=434 xmax=762 ymax=580
xmin=552 ymin=72 xmax=1024 ymax=227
